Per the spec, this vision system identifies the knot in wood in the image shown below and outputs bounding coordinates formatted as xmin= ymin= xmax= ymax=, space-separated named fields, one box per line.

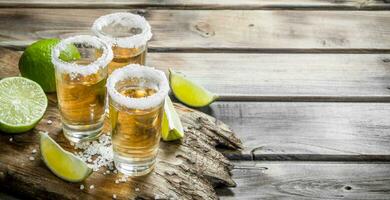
xmin=194 ymin=22 xmax=215 ymax=38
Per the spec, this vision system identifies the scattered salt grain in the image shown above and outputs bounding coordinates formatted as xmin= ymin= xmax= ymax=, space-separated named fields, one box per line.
xmin=31 ymin=149 xmax=37 ymax=154
xmin=106 ymin=170 xmax=110 ymax=174
xmin=80 ymin=184 xmax=84 ymax=190
xmin=115 ymin=180 xmax=119 ymax=184
xmin=9 ymin=137 xmax=13 ymax=142
xmin=73 ymin=134 xmax=114 ymax=172
xmin=47 ymin=120 xmax=53 ymax=125
xmin=135 ymin=188 xmax=140 ymax=192
xmin=29 ymin=156 xmax=35 ymax=161
xmin=112 ymin=194 xmax=117 ymax=199
xmin=90 ymin=185 xmax=94 ymax=189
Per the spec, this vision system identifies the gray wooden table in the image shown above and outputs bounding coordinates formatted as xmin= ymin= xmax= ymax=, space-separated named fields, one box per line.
xmin=0 ymin=0 xmax=390 ymax=199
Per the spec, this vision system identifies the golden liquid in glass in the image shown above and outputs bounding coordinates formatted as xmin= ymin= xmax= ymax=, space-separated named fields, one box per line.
xmin=110 ymin=85 xmax=162 ymax=161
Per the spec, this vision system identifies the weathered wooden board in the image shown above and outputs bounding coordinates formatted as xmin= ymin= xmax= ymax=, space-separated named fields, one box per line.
xmin=208 ymin=102 xmax=390 ymax=160
xmin=0 ymin=0 xmax=388 ymax=10
xmin=147 ymin=53 xmax=390 ymax=102
xmin=0 ymin=102 xmax=242 ymax=200
xmin=216 ymin=161 xmax=390 ymax=199
xmin=0 ymin=48 xmax=242 ymax=199
xmin=2 ymin=49 xmax=390 ymax=101
xmin=1 ymin=9 xmax=390 ymax=51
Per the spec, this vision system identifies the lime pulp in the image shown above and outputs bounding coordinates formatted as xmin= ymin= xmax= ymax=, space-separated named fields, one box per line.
xmin=0 ymin=77 xmax=47 ymax=133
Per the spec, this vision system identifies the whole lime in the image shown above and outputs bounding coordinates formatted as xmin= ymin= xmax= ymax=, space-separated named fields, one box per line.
xmin=19 ymin=38 xmax=80 ymax=92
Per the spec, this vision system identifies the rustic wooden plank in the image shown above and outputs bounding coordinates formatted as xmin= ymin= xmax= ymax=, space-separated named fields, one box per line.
xmin=0 ymin=0 xmax=388 ymax=10
xmin=147 ymin=53 xmax=390 ymax=102
xmin=208 ymin=102 xmax=390 ymax=161
xmin=1 ymin=9 xmax=390 ymax=52
xmin=217 ymin=161 xmax=390 ymax=199
xmin=0 ymin=100 xmax=242 ymax=200
xmin=1 ymin=49 xmax=390 ymax=101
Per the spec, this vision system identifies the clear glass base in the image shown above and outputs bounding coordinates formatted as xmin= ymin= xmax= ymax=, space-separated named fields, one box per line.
xmin=114 ymin=154 xmax=156 ymax=176
xmin=63 ymin=121 xmax=104 ymax=143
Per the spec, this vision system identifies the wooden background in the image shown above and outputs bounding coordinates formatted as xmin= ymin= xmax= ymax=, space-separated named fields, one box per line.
xmin=1 ymin=0 xmax=390 ymax=199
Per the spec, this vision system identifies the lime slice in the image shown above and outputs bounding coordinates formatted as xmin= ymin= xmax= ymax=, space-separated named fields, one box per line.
xmin=40 ymin=132 xmax=92 ymax=182
xmin=0 ymin=77 xmax=48 ymax=133
xmin=169 ymin=69 xmax=218 ymax=107
xmin=162 ymin=97 xmax=184 ymax=141
xmin=19 ymin=38 xmax=80 ymax=92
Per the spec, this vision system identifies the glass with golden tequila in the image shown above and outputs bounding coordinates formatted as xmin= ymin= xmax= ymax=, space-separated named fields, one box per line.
xmin=51 ymin=35 xmax=113 ymax=143
xmin=107 ymin=65 xmax=169 ymax=176
xmin=92 ymin=12 xmax=152 ymax=74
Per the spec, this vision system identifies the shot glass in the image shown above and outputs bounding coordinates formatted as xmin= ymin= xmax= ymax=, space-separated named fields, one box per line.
xmin=92 ymin=12 xmax=152 ymax=74
xmin=107 ymin=64 xmax=169 ymax=176
xmin=51 ymin=35 xmax=113 ymax=143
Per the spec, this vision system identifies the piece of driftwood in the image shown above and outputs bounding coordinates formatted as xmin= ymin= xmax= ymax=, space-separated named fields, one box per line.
xmin=0 ymin=47 xmax=242 ymax=199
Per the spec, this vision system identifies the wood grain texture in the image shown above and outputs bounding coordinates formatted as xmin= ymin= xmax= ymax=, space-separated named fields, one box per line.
xmin=2 ymin=49 xmax=390 ymax=101
xmin=0 ymin=9 xmax=390 ymax=52
xmin=208 ymin=102 xmax=390 ymax=161
xmin=0 ymin=48 xmax=20 ymax=78
xmin=147 ymin=53 xmax=390 ymax=102
xmin=217 ymin=161 xmax=390 ymax=199
xmin=0 ymin=0 xmax=388 ymax=10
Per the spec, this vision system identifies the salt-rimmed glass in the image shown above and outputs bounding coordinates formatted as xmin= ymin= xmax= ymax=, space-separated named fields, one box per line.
xmin=52 ymin=35 xmax=113 ymax=143
xmin=107 ymin=64 xmax=169 ymax=176
xmin=92 ymin=12 xmax=152 ymax=74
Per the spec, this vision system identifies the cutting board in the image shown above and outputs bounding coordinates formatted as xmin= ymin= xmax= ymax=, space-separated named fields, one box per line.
xmin=0 ymin=48 xmax=242 ymax=200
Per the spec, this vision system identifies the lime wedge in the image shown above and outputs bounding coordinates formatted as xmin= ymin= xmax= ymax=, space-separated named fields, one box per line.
xmin=162 ymin=97 xmax=184 ymax=141
xmin=169 ymin=69 xmax=218 ymax=107
xmin=0 ymin=77 xmax=47 ymax=133
xmin=40 ymin=132 xmax=92 ymax=182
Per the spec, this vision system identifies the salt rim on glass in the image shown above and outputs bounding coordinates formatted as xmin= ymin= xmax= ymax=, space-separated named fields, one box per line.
xmin=51 ymin=35 xmax=113 ymax=76
xmin=91 ymin=12 xmax=152 ymax=48
xmin=107 ymin=64 xmax=169 ymax=110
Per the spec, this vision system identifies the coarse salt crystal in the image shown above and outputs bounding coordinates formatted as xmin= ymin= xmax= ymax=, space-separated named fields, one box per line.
xmin=47 ymin=120 xmax=53 ymax=125
xmin=73 ymin=134 xmax=114 ymax=172
xmin=90 ymin=185 xmax=94 ymax=189
xmin=9 ymin=137 xmax=13 ymax=142
xmin=115 ymin=180 xmax=119 ymax=184
xmin=80 ymin=185 xmax=84 ymax=190
xmin=112 ymin=194 xmax=117 ymax=199
xmin=135 ymin=188 xmax=140 ymax=192
xmin=29 ymin=156 xmax=35 ymax=161
xmin=32 ymin=149 xmax=37 ymax=154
